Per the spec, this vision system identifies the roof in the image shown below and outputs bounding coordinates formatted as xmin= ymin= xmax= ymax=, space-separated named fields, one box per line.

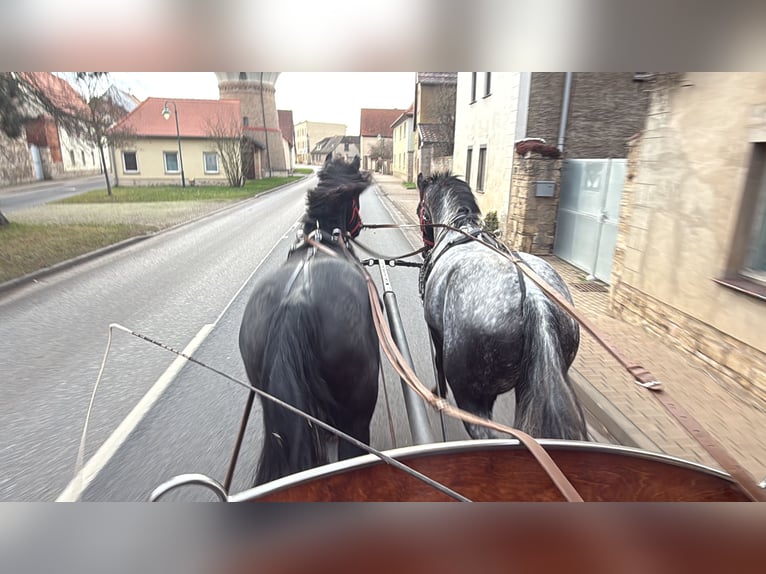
xmin=22 ymin=72 xmax=89 ymax=116
xmin=360 ymin=108 xmax=405 ymax=138
xmin=312 ymin=135 xmax=344 ymax=154
xmin=417 ymin=72 xmax=458 ymax=85
xmin=111 ymin=97 xmax=241 ymax=137
xmin=278 ymin=109 xmax=295 ymax=145
xmin=104 ymin=85 xmax=141 ymax=114
xmin=418 ymin=123 xmax=452 ymax=144
xmin=391 ymin=104 xmax=414 ymax=128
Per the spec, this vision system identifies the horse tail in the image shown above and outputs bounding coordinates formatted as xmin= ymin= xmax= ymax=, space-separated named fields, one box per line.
xmin=514 ymin=295 xmax=588 ymax=441
xmin=254 ymin=299 xmax=332 ymax=486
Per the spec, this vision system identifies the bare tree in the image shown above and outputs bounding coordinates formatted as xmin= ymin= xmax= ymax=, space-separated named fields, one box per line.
xmin=205 ymin=114 xmax=246 ymax=187
xmin=368 ymin=138 xmax=393 ymax=161
xmin=70 ymin=73 xmax=135 ymax=196
xmin=1 ymin=72 xmax=134 ymax=196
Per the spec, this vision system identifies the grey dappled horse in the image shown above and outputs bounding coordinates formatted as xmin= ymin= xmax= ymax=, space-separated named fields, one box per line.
xmin=239 ymin=155 xmax=379 ymax=486
xmin=417 ymin=172 xmax=587 ymax=441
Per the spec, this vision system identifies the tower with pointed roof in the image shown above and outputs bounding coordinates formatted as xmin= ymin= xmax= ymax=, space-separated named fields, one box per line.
xmin=215 ymin=72 xmax=287 ymax=175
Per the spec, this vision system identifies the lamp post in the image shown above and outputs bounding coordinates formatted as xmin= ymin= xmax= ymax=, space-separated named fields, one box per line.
xmin=161 ymin=101 xmax=186 ymax=188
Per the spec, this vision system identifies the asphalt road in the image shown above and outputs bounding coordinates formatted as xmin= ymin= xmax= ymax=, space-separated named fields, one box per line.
xmin=0 ymin=175 xmax=107 ymax=212
xmin=0 ymin=174 xmax=529 ymax=501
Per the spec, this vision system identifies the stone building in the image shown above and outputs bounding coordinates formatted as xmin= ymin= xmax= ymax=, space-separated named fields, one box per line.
xmin=608 ymin=72 xmax=766 ymax=405
xmin=216 ymin=72 xmax=288 ymax=176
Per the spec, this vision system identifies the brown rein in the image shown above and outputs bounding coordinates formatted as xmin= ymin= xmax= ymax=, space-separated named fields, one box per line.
xmin=372 ymin=220 xmax=766 ymax=502
xmin=307 ymin=235 xmax=585 ymax=502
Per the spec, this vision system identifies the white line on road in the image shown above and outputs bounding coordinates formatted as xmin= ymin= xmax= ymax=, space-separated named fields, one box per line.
xmin=55 ymin=213 xmax=304 ymax=502
xmin=56 ymin=323 xmax=215 ymax=502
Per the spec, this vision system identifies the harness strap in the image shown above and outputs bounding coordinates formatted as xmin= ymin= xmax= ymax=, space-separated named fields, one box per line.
xmin=309 ymin=235 xmax=585 ymax=503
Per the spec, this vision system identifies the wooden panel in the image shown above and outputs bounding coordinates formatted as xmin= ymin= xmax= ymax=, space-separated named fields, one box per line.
xmin=242 ymin=446 xmax=750 ymax=502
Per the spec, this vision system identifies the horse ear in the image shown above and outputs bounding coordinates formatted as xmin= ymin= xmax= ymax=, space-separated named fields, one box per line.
xmin=417 ymin=173 xmax=426 ymax=199
xmin=350 ymin=155 xmax=360 ymax=171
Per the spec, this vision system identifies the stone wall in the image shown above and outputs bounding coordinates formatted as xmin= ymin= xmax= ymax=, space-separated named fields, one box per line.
xmin=0 ymin=130 xmax=34 ymax=186
xmin=527 ymin=73 xmax=651 ymax=158
xmin=506 ymin=155 xmax=562 ymax=254
xmin=608 ymin=73 xmax=766 ymax=406
xmin=430 ymin=154 xmax=452 ymax=174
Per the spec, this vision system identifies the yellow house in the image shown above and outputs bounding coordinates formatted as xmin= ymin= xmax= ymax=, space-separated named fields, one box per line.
xmin=110 ymin=97 xmax=242 ymax=186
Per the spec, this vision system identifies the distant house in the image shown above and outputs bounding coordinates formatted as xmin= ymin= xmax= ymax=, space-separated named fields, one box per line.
xmin=294 ymin=120 xmax=347 ymax=164
xmin=359 ymin=108 xmax=403 ymax=173
xmin=309 ymin=135 xmax=360 ymax=164
xmin=278 ymin=109 xmax=296 ymax=172
xmin=109 ymin=97 xmax=241 ymax=186
xmin=391 ymin=105 xmax=414 ymax=182
xmin=413 ymin=72 xmax=457 ymax=177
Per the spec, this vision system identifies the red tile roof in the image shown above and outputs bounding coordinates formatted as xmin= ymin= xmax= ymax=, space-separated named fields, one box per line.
xmin=111 ymin=97 xmax=241 ymax=138
xmin=360 ymin=108 xmax=405 ymax=138
xmin=22 ymin=72 xmax=89 ymax=116
xmin=391 ymin=103 xmax=414 ymax=128
xmin=278 ymin=109 xmax=295 ymax=145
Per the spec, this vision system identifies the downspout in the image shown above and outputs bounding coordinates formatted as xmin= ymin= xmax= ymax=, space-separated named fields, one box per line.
xmin=557 ymin=72 xmax=573 ymax=153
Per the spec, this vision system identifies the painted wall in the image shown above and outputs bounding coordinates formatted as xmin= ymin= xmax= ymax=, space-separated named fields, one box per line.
xmin=452 ymin=72 xmax=524 ymax=232
xmin=114 ymin=138 xmax=230 ymax=186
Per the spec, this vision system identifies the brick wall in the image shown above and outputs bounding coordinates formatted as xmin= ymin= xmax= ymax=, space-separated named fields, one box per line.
xmin=526 ymin=73 xmax=650 ymax=158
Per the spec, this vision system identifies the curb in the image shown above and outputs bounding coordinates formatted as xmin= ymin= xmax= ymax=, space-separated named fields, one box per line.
xmin=0 ymin=176 xmax=311 ymax=297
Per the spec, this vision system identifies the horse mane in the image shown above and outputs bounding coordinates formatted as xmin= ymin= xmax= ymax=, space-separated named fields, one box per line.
xmin=424 ymin=171 xmax=482 ymax=227
xmin=303 ymin=156 xmax=370 ymax=234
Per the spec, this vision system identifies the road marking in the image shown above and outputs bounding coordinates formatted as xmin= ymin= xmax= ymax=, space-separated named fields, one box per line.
xmin=56 ymin=323 xmax=214 ymax=502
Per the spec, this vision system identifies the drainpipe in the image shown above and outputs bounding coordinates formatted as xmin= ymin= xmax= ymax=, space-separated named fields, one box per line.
xmin=557 ymin=72 xmax=573 ymax=153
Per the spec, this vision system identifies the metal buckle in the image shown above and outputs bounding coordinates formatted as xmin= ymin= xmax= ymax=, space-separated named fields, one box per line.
xmin=634 ymin=379 xmax=663 ymax=391
xmin=759 ymin=477 xmax=766 ymax=489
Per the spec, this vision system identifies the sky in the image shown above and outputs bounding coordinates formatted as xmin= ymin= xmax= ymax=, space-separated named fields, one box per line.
xmin=108 ymin=72 xmax=416 ymax=136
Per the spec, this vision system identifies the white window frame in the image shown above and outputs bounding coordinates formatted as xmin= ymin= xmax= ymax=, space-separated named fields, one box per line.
xmin=122 ymin=151 xmax=139 ymax=174
xmin=203 ymin=152 xmax=219 ymax=174
xmin=163 ymin=151 xmax=180 ymax=174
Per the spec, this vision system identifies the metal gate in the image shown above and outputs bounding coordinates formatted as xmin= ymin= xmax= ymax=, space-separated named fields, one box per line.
xmin=553 ymin=159 xmax=626 ymax=283
xmin=30 ymin=144 xmax=44 ymax=181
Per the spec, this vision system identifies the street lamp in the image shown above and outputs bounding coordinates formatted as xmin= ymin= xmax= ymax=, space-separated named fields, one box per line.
xmin=161 ymin=100 xmax=186 ymax=188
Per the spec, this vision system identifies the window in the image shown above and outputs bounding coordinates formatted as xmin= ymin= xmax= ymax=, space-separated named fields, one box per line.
xmin=243 ymin=116 xmax=249 ymax=126
xmin=91 ymin=151 xmax=95 ymax=164
xmin=164 ymin=151 xmax=179 ymax=173
xmin=742 ymin=145 xmax=766 ymax=281
xmin=344 ymin=142 xmax=349 ymax=152
xmin=81 ymin=150 xmax=86 ymax=165
xmin=69 ymin=150 xmax=75 ymax=165
xmin=465 ymin=147 xmax=473 ymax=185
xmin=484 ymin=73 xmax=492 ymax=97
xmin=476 ymin=146 xmax=487 ymax=192
xmin=203 ymin=152 xmax=219 ymax=174
xmin=122 ymin=151 xmax=138 ymax=173
xmin=470 ymin=73 xmax=477 ymax=103
xmin=239 ymin=72 xmax=247 ymax=80
xmin=717 ymin=142 xmax=766 ymax=299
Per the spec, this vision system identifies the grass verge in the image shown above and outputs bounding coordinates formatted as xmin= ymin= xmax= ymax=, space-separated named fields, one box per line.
xmin=56 ymin=176 xmax=301 ymax=203
xmin=0 ymin=222 xmax=155 ymax=283
xmin=1 ymin=175 xmax=302 ymax=285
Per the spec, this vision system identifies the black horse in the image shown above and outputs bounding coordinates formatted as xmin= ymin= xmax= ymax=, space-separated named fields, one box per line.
xmin=239 ymin=155 xmax=380 ymax=486
xmin=417 ymin=172 xmax=587 ymax=441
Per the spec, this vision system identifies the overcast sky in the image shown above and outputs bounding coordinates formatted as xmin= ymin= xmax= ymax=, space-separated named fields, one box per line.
xmin=108 ymin=72 xmax=416 ymax=135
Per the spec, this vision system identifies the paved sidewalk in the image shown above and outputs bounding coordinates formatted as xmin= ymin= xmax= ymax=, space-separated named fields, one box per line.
xmin=372 ymin=173 xmax=766 ymax=484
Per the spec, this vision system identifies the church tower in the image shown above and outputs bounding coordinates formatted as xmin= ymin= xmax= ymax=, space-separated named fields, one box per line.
xmin=215 ymin=72 xmax=287 ymax=176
